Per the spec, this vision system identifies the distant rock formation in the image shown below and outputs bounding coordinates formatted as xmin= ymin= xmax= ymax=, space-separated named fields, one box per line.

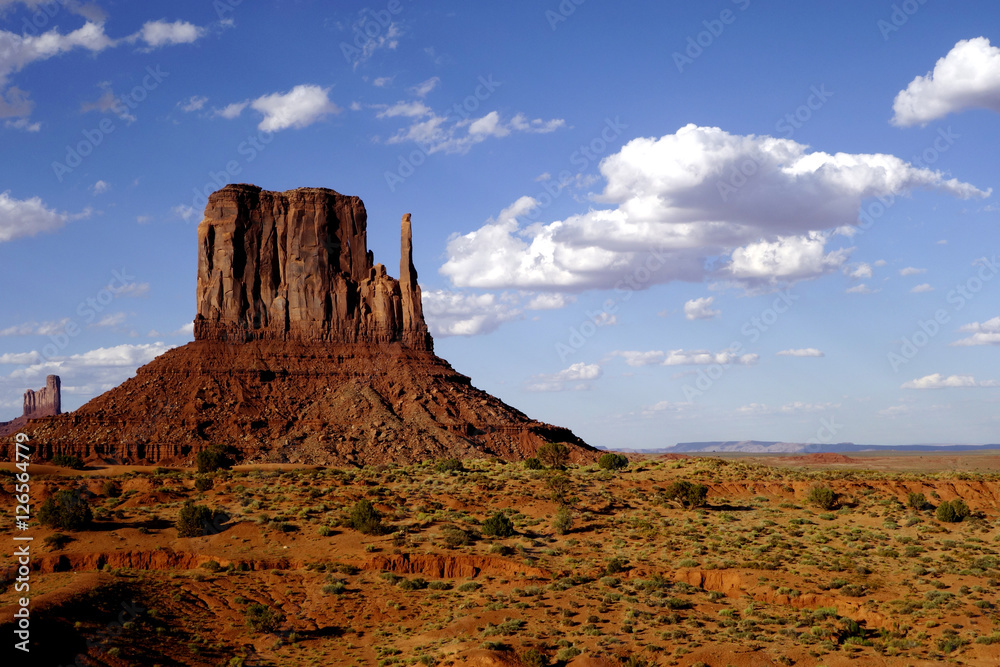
xmin=10 ymin=186 xmax=593 ymax=466
xmin=0 ymin=375 xmax=61 ymax=437
xmin=194 ymin=185 xmax=432 ymax=350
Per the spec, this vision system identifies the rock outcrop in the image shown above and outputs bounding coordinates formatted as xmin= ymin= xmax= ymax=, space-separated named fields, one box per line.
xmin=0 ymin=375 xmax=61 ymax=437
xmin=194 ymin=185 xmax=431 ymax=350
xmin=10 ymin=186 xmax=593 ymax=466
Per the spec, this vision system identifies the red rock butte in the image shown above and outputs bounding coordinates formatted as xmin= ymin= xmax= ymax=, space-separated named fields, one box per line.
xmin=11 ymin=185 xmax=595 ymax=466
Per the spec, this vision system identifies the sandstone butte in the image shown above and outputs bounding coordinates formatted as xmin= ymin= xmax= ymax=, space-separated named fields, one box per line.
xmin=8 ymin=185 xmax=595 ymax=466
xmin=0 ymin=374 xmax=61 ymax=438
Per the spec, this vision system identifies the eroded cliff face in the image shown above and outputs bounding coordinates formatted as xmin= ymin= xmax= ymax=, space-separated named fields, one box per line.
xmin=23 ymin=375 xmax=61 ymax=418
xmin=193 ymin=185 xmax=431 ymax=351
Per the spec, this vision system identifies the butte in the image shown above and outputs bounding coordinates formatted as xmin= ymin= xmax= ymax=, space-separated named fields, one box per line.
xmin=15 ymin=185 xmax=595 ymax=466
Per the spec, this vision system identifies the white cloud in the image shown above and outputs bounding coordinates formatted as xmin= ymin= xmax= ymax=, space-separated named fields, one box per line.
xmin=0 ymin=318 xmax=69 ymax=336
xmin=441 ymin=124 xmax=988 ymax=293
xmin=0 ymin=351 xmax=39 ymax=364
xmin=910 ymin=283 xmax=934 ymax=293
xmin=0 ymin=191 xmax=66 ymax=243
xmin=383 ymin=108 xmax=566 ymax=155
xmin=410 ymin=76 xmax=439 ymax=97
xmin=899 ymin=266 xmax=926 ymax=276
xmin=214 ymin=100 xmax=248 ymax=119
xmin=525 ymin=362 xmax=602 ymax=392
xmin=952 ymin=316 xmax=1000 ymax=346
xmin=344 ymin=16 xmax=402 ymax=67
xmin=738 ymin=401 xmax=839 ymax=415
xmin=777 ymin=348 xmax=824 ymax=357
xmin=5 ymin=117 xmax=39 ymax=131
xmin=892 ymin=37 xmax=1000 ymax=127
xmin=683 ymin=296 xmax=720 ymax=320
xmin=372 ymin=76 xmax=394 ymax=88
xmin=251 ymin=84 xmax=339 ymax=132
xmin=111 ymin=282 xmax=150 ymax=298
xmin=873 ymin=259 xmax=887 ymax=267
xmin=130 ymin=20 xmax=205 ymax=50
xmin=902 ymin=373 xmax=998 ymax=389
xmin=422 ymin=290 xmax=521 ymax=336
xmin=173 ymin=204 xmax=197 ymax=221
xmin=93 ymin=312 xmax=126 ymax=328
xmin=179 ymin=95 xmax=208 ymax=112
xmin=90 ymin=179 xmax=109 ymax=195
xmin=525 ymin=293 xmax=576 ymax=310
xmin=846 ymin=283 xmax=878 ymax=294
xmin=612 ymin=349 xmax=757 ymax=367
xmin=847 ymin=262 xmax=873 ymax=279
xmin=377 ymin=100 xmax=432 ymax=119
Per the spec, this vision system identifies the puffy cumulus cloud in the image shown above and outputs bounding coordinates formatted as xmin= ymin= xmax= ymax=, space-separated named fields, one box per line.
xmin=0 ymin=318 xmax=69 ymax=336
xmin=900 ymin=266 xmax=926 ymax=276
xmin=421 ymin=290 xmax=521 ymax=337
xmin=214 ymin=100 xmax=248 ymax=119
xmin=251 ymin=85 xmax=340 ymax=132
xmin=441 ymin=124 xmax=988 ymax=294
xmin=8 ymin=342 xmax=173 ymax=381
xmin=910 ymin=283 xmax=934 ymax=293
xmin=179 ymin=95 xmax=207 ymax=112
xmin=952 ymin=316 xmax=1000 ymax=346
xmin=0 ymin=351 xmax=40 ymax=364
xmin=0 ymin=190 xmax=66 ymax=243
xmin=901 ymin=373 xmax=998 ymax=389
xmin=892 ymin=37 xmax=1000 ymax=127
xmin=525 ymin=362 xmax=602 ymax=392
xmin=847 ymin=262 xmax=873 ymax=279
xmin=525 ymin=293 xmax=576 ymax=310
xmin=130 ymin=19 xmax=204 ymax=49
xmin=777 ymin=348 xmax=824 ymax=357
xmin=612 ymin=349 xmax=758 ymax=367
xmin=683 ymin=296 xmax=720 ymax=320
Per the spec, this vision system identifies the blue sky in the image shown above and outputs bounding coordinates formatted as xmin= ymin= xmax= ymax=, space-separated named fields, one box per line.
xmin=1 ymin=0 xmax=999 ymax=448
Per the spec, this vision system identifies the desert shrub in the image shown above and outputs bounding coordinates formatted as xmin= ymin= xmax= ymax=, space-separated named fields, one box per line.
xmin=807 ymin=486 xmax=838 ymax=510
xmin=482 ymin=511 xmax=514 ymax=538
xmin=598 ymin=453 xmax=629 ymax=470
xmin=398 ymin=577 xmax=428 ymax=591
xmin=441 ymin=526 xmax=473 ymax=547
xmin=664 ymin=480 xmax=708 ymax=509
xmin=537 ymin=442 xmax=570 ymax=469
xmin=322 ymin=579 xmax=347 ymax=595
xmin=176 ymin=501 xmax=225 ymax=537
xmin=907 ymin=492 xmax=929 ymax=510
xmin=936 ymin=499 xmax=970 ymax=523
xmin=520 ymin=648 xmax=548 ymax=667
xmin=244 ymin=603 xmax=283 ymax=633
xmin=349 ymin=499 xmax=383 ymax=535
xmin=196 ymin=445 xmax=234 ymax=473
xmin=553 ymin=506 xmax=573 ymax=535
xmin=194 ymin=477 xmax=214 ymax=492
xmin=51 ymin=454 xmax=84 ymax=469
xmin=523 ymin=457 xmax=543 ymax=470
xmin=101 ymin=480 xmax=121 ymax=497
xmin=38 ymin=488 xmax=92 ymax=531
xmin=605 ymin=556 xmax=628 ymax=575
xmin=546 ymin=473 xmax=571 ymax=503
xmin=201 ymin=560 xmax=221 ymax=572
xmin=435 ymin=458 xmax=463 ymax=473
xmin=44 ymin=533 xmax=73 ymax=549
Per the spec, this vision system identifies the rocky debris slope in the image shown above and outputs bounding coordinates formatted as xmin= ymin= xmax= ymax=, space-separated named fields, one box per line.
xmin=10 ymin=185 xmax=593 ymax=466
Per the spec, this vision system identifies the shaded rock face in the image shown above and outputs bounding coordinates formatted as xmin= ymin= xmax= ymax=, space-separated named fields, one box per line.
xmin=194 ymin=185 xmax=432 ymax=351
xmin=8 ymin=185 xmax=594 ymax=466
xmin=24 ymin=375 xmax=61 ymax=418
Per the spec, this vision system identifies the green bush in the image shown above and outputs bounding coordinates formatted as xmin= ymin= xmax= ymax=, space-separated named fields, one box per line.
xmin=598 ymin=453 xmax=629 ymax=470
xmin=51 ymin=454 xmax=84 ymax=469
xmin=523 ymin=457 xmax=543 ymax=470
xmin=936 ymin=499 xmax=970 ymax=523
xmin=537 ymin=442 xmax=570 ymax=469
xmin=519 ymin=648 xmax=548 ymax=667
xmin=553 ymin=506 xmax=573 ymax=535
xmin=435 ymin=458 xmax=463 ymax=473
xmin=907 ymin=492 xmax=929 ymax=510
xmin=349 ymin=499 xmax=383 ymax=535
xmin=176 ymin=501 xmax=225 ymax=537
xmin=440 ymin=526 xmax=473 ymax=547
xmin=482 ymin=511 xmax=515 ymax=538
xmin=664 ymin=481 xmax=708 ymax=509
xmin=807 ymin=486 xmax=838 ymax=510
xmin=194 ymin=477 xmax=214 ymax=492
xmin=38 ymin=489 xmax=92 ymax=531
xmin=100 ymin=479 xmax=121 ymax=497
xmin=196 ymin=445 xmax=234 ymax=473
xmin=244 ymin=603 xmax=283 ymax=633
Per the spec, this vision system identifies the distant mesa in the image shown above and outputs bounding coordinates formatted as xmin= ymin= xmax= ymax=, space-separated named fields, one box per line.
xmin=0 ymin=375 xmax=61 ymax=438
xmin=10 ymin=185 xmax=594 ymax=466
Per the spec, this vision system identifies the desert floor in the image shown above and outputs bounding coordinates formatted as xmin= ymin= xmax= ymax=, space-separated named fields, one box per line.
xmin=3 ymin=451 xmax=1000 ymax=666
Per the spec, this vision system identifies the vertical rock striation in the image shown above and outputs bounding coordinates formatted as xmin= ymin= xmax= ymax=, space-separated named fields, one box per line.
xmin=23 ymin=375 xmax=61 ymax=418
